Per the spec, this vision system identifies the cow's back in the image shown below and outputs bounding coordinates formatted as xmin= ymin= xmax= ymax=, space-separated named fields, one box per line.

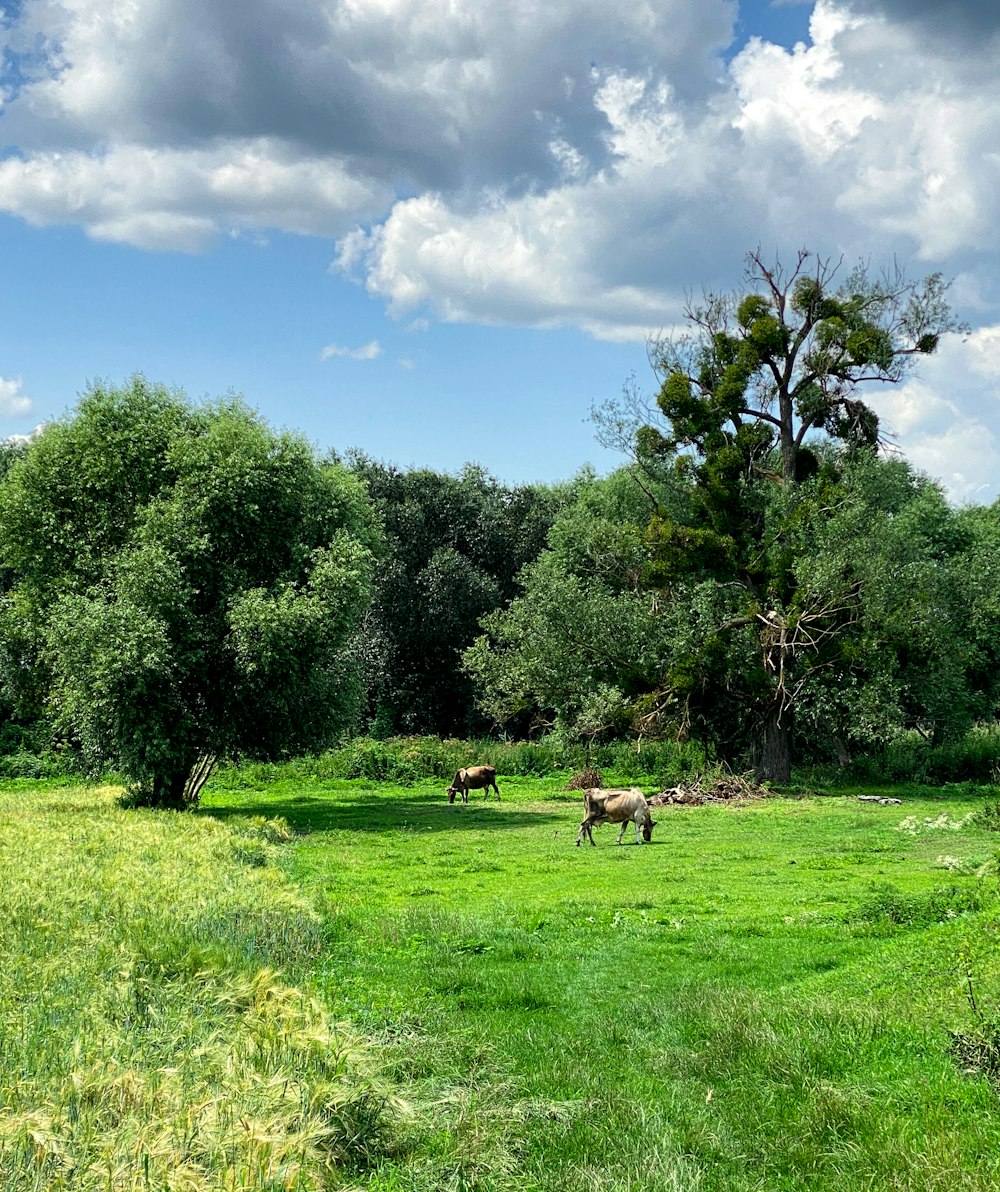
xmin=597 ymin=787 xmax=647 ymax=820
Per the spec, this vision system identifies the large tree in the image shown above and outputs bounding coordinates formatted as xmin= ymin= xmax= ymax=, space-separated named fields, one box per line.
xmin=597 ymin=249 xmax=965 ymax=781
xmin=464 ymin=465 xmax=699 ymax=746
xmin=0 ymin=378 xmax=378 ymax=806
xmin=636 ymin=248 xmax=963 ymax=482
xmin=465 ymin=453 xmax=980 ymax=776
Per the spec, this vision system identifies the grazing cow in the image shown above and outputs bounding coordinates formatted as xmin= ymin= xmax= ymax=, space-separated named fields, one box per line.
xmin=576 ymin=788 xmax=656 ymax=846
xmin=447 ymin=765 xmax=500 ymax=804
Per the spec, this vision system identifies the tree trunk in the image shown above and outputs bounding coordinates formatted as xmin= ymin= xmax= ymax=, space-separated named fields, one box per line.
xmin=754 ymin=702 xmax=792 ymax=784
xmin=150 ymin=768 xmax=190 ymax=809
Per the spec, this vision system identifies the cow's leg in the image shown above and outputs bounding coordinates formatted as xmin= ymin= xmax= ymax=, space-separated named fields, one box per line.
xmin=492 ymin=781 xmax=501 ymax=801
xmin=577 ymin=819 xmax=595 ymax=846
xmin=616 ymin=821 xmax=627 ymax=845
xmin=634 ymin=817 xmax=643 ymax=845
xmin=462 ymin=787 xmax=469 ymax=804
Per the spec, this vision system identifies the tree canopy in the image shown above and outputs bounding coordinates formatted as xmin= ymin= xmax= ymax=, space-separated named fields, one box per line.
xmin=464 ymin=453 xmax=998 ymax=774
xmin=0 ymin=378 xmax=378 ymax=806
xmin=347 ymin=457 xmax=568 ymax=736
xmin=631 ymin=248 xmax=965 ymax=484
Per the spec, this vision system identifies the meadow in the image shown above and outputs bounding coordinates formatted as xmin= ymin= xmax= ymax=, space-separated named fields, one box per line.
xmin=3 ymin=768 xmax=1000 ymax=1189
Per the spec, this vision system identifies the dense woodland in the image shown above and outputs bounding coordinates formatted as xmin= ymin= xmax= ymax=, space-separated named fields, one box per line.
xmin=1 ymin=251 xmax=997 ymax=804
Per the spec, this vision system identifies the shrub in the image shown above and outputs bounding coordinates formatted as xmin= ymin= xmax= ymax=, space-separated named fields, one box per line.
xmin=0 ymin=750 xmax=75 ymax=780
xmin=975 ymin=802 xmax=1000 ymax=832
xmin=848 ymin=882 xmax=994 ymax=933
xmin=208 ymin=734 xmax=710 ymax=789
xmin=843 ymin=729 xmax=1000 ymax=786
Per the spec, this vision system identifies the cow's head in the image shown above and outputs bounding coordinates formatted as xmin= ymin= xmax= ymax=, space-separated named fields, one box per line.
xmin=642 ymin=816 xmax=657 ymax=843
xmin=446 ymin=786 xmax=458 ymax=804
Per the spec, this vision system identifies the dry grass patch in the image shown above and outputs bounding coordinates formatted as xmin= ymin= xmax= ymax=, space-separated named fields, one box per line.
xmin=0 ymin=786 xmax=407 ymax=1190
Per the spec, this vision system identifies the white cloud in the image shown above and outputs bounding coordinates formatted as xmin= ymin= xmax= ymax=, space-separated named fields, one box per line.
xmin=1 ymin=0 xmax=999 ymax=497
xmin=0 ymin=142 xmax=389 ymax=251
xmin=889 ymin=420 xmax=999 ymax=507
xmin=330 ymin=0 xmax=1000 ymax=347
xmin=731 ymin=4 xmax=884 ymax=160
xmin=319 ymin=340 xmax=382 ymax=361
xmin=2 ymin=0 xmax=998 ymax=303
xmin=869 ymin=328 xmax=1000 ymax=504
xmin=0 ymin=0 xmax=734 ymax=229
xmin=0 ymin=376 xmax=34 ymax=418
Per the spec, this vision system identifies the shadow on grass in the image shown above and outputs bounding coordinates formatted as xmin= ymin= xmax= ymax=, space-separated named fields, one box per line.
xmin=204 ymin=789 xmax=568 ymax=835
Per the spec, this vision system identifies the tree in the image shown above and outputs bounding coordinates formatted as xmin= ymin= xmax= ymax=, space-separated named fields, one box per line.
xmin=597 ymin=249 xmax=964 ymax=781
xmin=348 ymin=458 xmax=568 ymax=736
xmin=0 ymin=377 xmax=378 ymax=806
xmin=463 ymin=465 xmax=693 ymax=745
xmin=777 ymin=455 xmax=979 ymax=757
xmin=952 ymin=500 xmax=1000 ymax=726
xmin=465 ymin=452 xmax=980 ymax=779
xmin=637 ymin=248 xmax=964 ymax=482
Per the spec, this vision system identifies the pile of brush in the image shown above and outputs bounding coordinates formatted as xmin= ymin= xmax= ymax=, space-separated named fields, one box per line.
xmin=565 ymin=768 xmax=602 ymax=791
xmin=648 ymin=772 xmax=770 ymax=806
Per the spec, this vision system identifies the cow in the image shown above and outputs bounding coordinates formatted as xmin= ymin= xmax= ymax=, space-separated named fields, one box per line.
xmin=576 ymin=787 xmax=656 ymax=846
xmin=446 ymin=765 xmax=500 ymax=804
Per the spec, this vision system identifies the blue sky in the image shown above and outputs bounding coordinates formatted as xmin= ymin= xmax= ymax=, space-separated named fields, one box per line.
xmin=1 ymin=0 xmax=999 ymax=500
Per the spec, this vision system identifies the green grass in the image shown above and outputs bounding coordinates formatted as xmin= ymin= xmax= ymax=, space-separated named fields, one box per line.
xmin=200 ymin=771 xmax=1000 ymax=1191
xmin=6 ymin=771 xmax=1000 ymax=1189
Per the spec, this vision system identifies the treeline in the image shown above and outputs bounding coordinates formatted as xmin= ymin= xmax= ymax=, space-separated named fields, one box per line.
xmin=1 ymin=376 xmax=998 ymax=801
xmin=0 ymin=251 xmax=996 ymax=803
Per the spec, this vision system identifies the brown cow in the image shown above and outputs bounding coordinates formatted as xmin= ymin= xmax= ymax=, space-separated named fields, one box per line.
xmin=447 ymin=765 xmax=500 ymax=804
xmin=576 ymin=788 xmax=656 ymax=846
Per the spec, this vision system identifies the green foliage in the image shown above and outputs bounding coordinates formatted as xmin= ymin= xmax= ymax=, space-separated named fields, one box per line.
xmin=0 ymin=748 xmax=72 ymax=779
xmin=975 ymin=802 xmax=1000 ymax=832
xmin=950 ymin=933 xmax=1000 ymax=1092
xmin=204 ymin=734 xmax=704 ymax=793
xmin=0 ymin=378 xmax=378 ymax=806
xmin=609 ymin=251 xmax=968 ymax=780
xmin=831 ymin=730 xmax=1000 ymax=786
xmin=348 ymin=457 xmax=568 ymax=737
xmin=465 ymin=444 xmax=994 ymax=778
xmin=648 ymin=251 xmax=963 ymax=481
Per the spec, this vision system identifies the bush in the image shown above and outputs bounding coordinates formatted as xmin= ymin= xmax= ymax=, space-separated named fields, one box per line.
xmin=976 ymin=802 xmax=1000 ymax=832
xmin=849 ymin=882 xmax=994 ymax=933
xmin=842 ymin=729 xmax=1000 ymax=785
xmin=0 ymin=750 xmax=75 ymax=780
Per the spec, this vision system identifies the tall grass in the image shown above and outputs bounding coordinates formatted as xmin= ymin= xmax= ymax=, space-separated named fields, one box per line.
xmin=210 ymin=734 xmax=708 ymax=790
xmin=0 ymin=787 xmax=406 ymax=1190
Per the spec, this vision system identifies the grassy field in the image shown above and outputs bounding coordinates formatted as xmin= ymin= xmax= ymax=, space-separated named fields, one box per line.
xmin=4 ymin=772 xmax=1000 ymax=1189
